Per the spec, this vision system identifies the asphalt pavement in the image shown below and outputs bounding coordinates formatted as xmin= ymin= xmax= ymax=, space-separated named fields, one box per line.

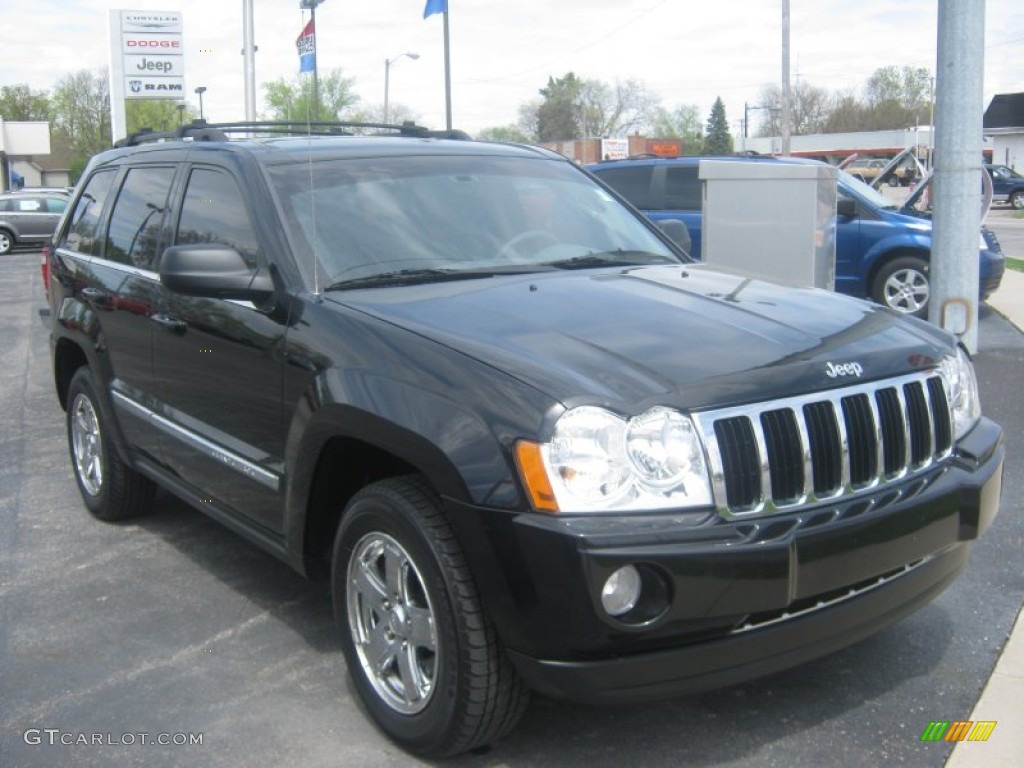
xmin=0 ymin=244 xmax=1022 ymax=768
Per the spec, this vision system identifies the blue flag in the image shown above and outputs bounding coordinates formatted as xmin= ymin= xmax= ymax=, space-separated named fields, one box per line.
xmin=296 ymin=19 xmax=315 ymax=73
xmin=423 ymin=0 xmax=447 ymax=19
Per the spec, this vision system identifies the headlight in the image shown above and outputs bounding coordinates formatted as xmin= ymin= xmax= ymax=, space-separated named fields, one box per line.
xmin=939 ymin=347 xmax=981 ymax=440
xmin=516 ymin=406 xmax=713 ymax=513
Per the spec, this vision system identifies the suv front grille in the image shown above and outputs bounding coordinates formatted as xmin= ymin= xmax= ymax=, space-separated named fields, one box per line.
xmin=695 ymin=372 xmax=953 ymax=517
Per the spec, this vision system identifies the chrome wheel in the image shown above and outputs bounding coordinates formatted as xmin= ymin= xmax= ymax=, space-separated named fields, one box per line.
xmin=0 ymin=231 xmax=12 ymax=255
xmin=882 ymin=267 xmax=929 ymax=314
xmin=347 ymin=531 xmax=438 ymax=715
xmin=70 ymin=392 xmax=104 ymax=496
xmin=1011 ymin=191 xmax=1024 ymax=210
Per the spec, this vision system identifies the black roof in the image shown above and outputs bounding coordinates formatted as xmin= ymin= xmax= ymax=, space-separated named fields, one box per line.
xmin=984 ymin=93 xmax=1024 ymax=131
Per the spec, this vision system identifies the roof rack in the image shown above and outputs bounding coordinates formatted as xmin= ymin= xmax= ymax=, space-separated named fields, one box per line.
xmin=114 ymin=120 xmax=472 ymax=148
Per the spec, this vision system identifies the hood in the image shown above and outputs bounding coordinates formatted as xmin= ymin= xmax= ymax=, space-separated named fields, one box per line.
xmin=332 ymin=265 xmax=954 ymax=412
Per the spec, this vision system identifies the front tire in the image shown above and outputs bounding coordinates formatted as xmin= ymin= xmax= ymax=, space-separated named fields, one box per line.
xmin=332 ymin=477 xmax=528 ymax=757
xmin=66 ymin=367 xmax=156 ymax=521
xmin=872 ymin=256 xmax=930 ymax=318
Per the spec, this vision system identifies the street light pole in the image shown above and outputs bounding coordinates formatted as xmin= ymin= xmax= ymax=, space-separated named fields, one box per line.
xmin=194 ymin=86 xmax=207 ymax=120
xmin=383 ymin=52 xmax=419 ymax=125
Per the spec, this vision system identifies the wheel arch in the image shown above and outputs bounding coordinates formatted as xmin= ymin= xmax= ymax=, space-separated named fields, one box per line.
xmin=288 ymin=404 xmax=500 ymax=577
xmin=865 ymin=245 xmax=931 ymax=297
xmin=53 ymin=337 xmax=90 ymax=410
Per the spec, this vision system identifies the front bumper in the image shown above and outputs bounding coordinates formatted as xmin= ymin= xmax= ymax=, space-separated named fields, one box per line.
xmin=447 ymin=417 xmax=1003 ymax=704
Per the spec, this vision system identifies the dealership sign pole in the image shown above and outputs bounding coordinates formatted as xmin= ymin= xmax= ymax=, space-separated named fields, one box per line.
xmin=108 ymin=10 xmax=186 ymax=142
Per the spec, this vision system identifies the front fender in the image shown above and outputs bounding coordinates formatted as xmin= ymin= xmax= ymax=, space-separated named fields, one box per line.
xmin=859 ymin=233 xmax=931 ymax=285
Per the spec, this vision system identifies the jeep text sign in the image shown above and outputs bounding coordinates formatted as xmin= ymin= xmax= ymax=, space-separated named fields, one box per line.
xmin=110 ymin=10 xmax=185 ymax=101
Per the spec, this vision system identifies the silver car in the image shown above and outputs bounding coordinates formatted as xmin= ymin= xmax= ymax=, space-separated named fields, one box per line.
xmin=0 ymin=192 xmax=69 ymax=254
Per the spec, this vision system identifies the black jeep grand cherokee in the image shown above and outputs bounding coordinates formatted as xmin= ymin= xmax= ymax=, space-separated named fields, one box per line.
xmin=46 ymin=122 xmax=1003 ymax=757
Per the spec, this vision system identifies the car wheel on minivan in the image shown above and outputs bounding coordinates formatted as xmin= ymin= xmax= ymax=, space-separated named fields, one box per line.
xmin=66 ymin=367 xmax=156 ymax=521
xmin=872 ymin=256 xmax=930 ymax=318
xmin=332 ymin=476 xmax=528 ymax=758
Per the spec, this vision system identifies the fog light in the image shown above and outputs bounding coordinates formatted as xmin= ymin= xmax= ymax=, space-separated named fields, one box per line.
xmin=601 ymin=565 xmax=642 ymax=617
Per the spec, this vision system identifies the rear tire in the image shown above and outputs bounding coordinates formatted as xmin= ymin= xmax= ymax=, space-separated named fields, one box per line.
xmin=1010 ymin=190 xmax=1024 ymax=210
xmin=871 ymin=256 xmax=930 ymax=318
xmin=332 ymin=476 xmax=528 ymax=757
xmin=0 ymin=229 xmax=13 ymax=255
xmin=66 ymin=368 xmax=156 ymax=521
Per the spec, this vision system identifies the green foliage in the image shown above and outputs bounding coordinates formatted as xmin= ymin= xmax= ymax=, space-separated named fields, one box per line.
xmin=262 ymin=69 xmax=360 ymax=122
xmin=0 ymin=85 xmax=52 ymax=121
xmin=652 ymin=104 xmax=704 ymax=153
xmin=536 ymin=73 xmax=583 ymax=142
xmin=477 ymin=125 xmax=532 ymax=143
xmin=51 ymin=69 xmax=111 ymax=166
xmin=703 ymin=97 xmax=733 ymax=155
xmin=126 ymin=101 xmax=196 ymax=134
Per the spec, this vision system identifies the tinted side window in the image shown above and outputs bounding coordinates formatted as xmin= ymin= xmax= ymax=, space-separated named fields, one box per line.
xmin=45 ymin=197 xmax=68 ymax=214
xmin=594 ymin=166 xmax=653 ymax=209
xmin=61 ymin=170 xmax=117 ymax=256
xmin=175 ymin=168 xmax=261 ymax=269
xmin=664 ymin=166 xmax=701 ymax=211
xmin=105 ymin=167 xmax=176 ymax=270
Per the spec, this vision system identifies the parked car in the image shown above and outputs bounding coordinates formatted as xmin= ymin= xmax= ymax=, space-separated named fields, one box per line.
xmin=0 ymin=191 xmax=69 ymax=255
xmin=586 ymin=155 xmax=1004 ymax=318
xmin=11 ymin=185 xmax=73 ymax=196
xmin=985 ymin=164 xmax=1024 ymax=209
xmin=46 ymin=122 xmax=1003 ymax=757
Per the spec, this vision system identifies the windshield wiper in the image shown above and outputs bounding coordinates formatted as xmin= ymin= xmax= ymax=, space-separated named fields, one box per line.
xmin=542 ymin=250 xmax=677 ymax=269
xmin=324 ymin=266 xmax=541 ymax=291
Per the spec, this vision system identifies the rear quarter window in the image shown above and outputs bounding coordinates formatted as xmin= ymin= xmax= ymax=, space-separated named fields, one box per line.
xmin=60 ymin=170 xmax=118 ymax=257
xmin=593 ymin=166 xmax=654 ymax=209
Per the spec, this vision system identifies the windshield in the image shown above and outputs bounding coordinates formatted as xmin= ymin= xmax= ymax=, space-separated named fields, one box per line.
xmin=838 ymin=169 xmax=900 ymax=209
xmin=268 ymin=154 xmax=680 ymax=289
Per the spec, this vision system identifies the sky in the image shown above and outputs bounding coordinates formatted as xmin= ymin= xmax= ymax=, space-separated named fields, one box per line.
xmin=1 ymin=0 xmax=1022 ymax=137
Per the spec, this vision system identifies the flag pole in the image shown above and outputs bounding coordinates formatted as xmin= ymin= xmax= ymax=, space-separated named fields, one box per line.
xmin=443 ymin=9 xmax=452 ymax=131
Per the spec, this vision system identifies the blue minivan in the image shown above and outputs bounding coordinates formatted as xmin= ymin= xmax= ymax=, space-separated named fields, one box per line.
xmin=587 ymin=156 xmax=1005 ymax=317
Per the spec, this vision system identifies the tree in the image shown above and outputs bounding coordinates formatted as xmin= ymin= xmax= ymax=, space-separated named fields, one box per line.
xmin=126 ymin=101 xmax=196 ymax=134
xmin=536 ymin=73 xmax=583 ymax=142
xmin=703 ymin=97 xmax=733 ymax=155
xmin=754 ymin=81 xmax=830 ymax=136
xmin=262 ymin=68 xmax=360 ymax=122
xmin=0 ymin=85 xmax=52 ymax=121
xmin=576 ymin=78 xmax=659 ymax=137
xmin=651 ymin=104 xmax=704 ymax=154
xmin=476 ymin=125 xmax=532 ymax=143
xmin=51 ymin=69 xmax=111 ymax=162
xmin=348 ymin=103 xmax=421 ymax=127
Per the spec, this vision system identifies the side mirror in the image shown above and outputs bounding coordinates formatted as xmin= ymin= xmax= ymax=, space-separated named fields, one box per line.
xmin=837 ymin=198 xmax=858 ymax=218
xmin=159 ymin=244 xmax=273 ymax=300
xmin=656 ymin=219 xmax=692 ymax=254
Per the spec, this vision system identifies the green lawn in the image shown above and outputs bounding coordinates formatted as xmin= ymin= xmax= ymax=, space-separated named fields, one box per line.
xmin=1008 ymin=257 xmax=1024 ymax=273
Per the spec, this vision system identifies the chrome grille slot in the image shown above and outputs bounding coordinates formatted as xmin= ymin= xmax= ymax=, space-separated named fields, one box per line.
xmin=698 ymin=372 xmax=953 ymax=518
xmin=760 ymin=409 xmax=804 ymax=504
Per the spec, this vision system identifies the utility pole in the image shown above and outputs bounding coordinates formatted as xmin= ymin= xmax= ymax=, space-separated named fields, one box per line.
xmin=242 ymin=0 xmax=256 ymax=121
xmin=930 ymin=0 xmax=985 ymax=353
xmin=781 ymin=0 xmax=791 ymax=155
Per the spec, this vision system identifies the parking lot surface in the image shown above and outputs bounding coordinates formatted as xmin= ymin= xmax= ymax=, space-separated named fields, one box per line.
xmin=2 ymin=250 xmax=1022 ymax=767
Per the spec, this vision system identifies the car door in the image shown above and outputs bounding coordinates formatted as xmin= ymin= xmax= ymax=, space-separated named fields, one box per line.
xmin=151 ymin=163 xmax=287 ymax=534
xmin=54 ymin=165 xmax=175 ymax=463
xmin=831 ymin=189 xmax=864 ymax=296
xmin=11 ymin=195 xmax=65 ymax=242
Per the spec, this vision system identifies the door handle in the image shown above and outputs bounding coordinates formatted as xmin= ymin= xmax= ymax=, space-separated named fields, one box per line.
xmin=150 ymin=313 xmax=188 ymax=335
